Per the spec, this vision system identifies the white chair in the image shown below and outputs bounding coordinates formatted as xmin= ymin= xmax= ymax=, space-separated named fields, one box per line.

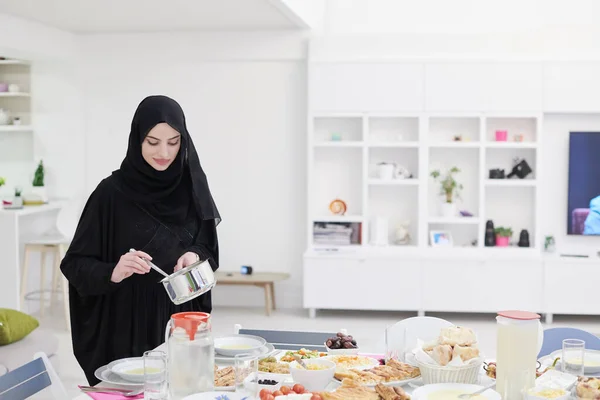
xmin=20 ymin=195 xmax=86 ymax=331
xmin=0 ymin=352 xmax=68 ymax=399
xmin=383 ymin=316 xmax=454 ymax=361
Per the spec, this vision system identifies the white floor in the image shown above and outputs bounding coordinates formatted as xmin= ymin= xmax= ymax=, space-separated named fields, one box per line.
xmin=33 ymin=304 xmax=600 ymax=399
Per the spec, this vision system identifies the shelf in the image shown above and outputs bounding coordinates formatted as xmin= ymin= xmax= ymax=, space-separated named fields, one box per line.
xmin=368 ymin=142 xmax=419 ymax=148
xmin=0 ymin=92 xmax=30 ymax=97
xmin=0 ymin=125 xmax=32 ymax=132
xmin=313 ymin=215 xmax=364 ymax=223
xmin=428 ymin=217 xmax=480 ymax=225
xmin=429 ymin=142 xmax=480 ymax=149
xmin=0 ymin=59 xmax=29 ymax=65
xmin=485 ymin=142 xmax=538 ymax=149
xmin=368 ymin=179 xmax=419 ymax=186
xmin=314 ymin=141 xmax=363 ymax=148
xmin=485 ymin=179 xmax=537 ymax=187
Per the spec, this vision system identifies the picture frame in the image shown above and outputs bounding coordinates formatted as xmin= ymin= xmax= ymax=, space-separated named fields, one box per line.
xmin=430 ymin=230 xmax=453 ymax=247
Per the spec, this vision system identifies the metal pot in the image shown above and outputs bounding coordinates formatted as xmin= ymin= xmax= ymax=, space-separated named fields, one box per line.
xmin=160 ymin=259 xmax=216 ymax=305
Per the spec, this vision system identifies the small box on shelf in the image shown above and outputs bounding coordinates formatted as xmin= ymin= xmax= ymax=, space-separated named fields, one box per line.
xmin=485 ymin=117 xmax=538 ymax=144
xmin=429 ymin=116 xmax=481 ymax=143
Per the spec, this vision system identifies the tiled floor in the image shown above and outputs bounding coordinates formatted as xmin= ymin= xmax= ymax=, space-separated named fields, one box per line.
xmin=33 ymin=305 xmax=600 ymax=399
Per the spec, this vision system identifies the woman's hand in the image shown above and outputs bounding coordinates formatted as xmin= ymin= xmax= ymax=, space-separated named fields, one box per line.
xmin=111 ymin=250 xmax=152 ymax=283
xmin=175 ymin=252 xmax=200 ymax=272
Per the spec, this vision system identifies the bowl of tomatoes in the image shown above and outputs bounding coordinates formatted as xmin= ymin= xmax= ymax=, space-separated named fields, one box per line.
xmin=258 ymin=383 xmax=322 ymax=400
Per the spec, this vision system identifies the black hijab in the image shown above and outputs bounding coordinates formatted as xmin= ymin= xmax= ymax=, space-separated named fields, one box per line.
xmin=112 ymin=95 xmax=220 ymax=225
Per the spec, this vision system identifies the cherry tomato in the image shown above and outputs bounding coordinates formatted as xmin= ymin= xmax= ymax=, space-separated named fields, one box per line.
xmin=280 ymin=386 xmax=292 ymax=395
xmin=272 ymin=390 xmax=283 ymax=397
xmin=259 ymin=389 xmax=273 ymax=399
xmin=264 ymin=395 xmax=275 ymax=400
xmin=311 ymin=395 xmax=323 ymax=400
xmin=293 ymin=384 xmax=305 ymax=394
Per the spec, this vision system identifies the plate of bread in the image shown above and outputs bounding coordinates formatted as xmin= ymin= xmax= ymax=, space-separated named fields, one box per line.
xmin=333 ymin=359 xmax=421 ymax=387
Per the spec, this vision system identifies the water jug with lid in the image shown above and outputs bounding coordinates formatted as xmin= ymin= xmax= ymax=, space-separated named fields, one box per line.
xmin=165 ymin=312 xmax=214 ymax=400
xmin=495 ymin=310 xmax=544 ymax=400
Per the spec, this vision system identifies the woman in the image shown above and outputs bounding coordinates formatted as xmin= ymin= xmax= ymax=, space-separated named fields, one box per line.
xmin=61 ymin=95 xmax=221 ymax=385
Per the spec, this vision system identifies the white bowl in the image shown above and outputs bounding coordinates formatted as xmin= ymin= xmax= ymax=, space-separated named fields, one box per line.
xmin=325 ymin=341 xmax=360 ymax=355
xmin=214 ymin=334 xmax=267 ymax=357
xmin=527 ymin=387 xmax=570 ymax=400
xmin=412 ymin=383 xmax=501 ymax=400
xmin=244 ymin=373 xmax=283 ymax=392
xmin=107 ymin=357 xmax=162 ymax=383
xmin=289 ymin=358 xmax=335 ymax=392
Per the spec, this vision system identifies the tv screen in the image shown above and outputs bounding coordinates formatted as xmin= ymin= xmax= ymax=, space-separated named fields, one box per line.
xmin=567 ymin=132 xmax=600 ymax=235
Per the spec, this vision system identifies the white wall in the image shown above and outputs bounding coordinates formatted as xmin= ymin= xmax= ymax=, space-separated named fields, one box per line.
xmin=78 ymin=32 xmax=308 ymax=308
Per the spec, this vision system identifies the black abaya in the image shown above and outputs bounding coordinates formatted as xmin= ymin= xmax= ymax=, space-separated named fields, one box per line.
xmin=60 ymin=96 xmax=220 ymax=385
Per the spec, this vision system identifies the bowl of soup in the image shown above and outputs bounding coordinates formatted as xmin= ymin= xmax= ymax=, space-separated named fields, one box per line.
xmin=108 ymin=357 xmax=163 ymax=383
xmin=412 ymin=383 xmax=501 ymax=400
xmin=214 ymin=334 xmax=267 ymax=357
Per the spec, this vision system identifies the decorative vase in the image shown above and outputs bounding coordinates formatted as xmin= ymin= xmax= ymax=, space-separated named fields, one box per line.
xmin=377 ymin=163 xmax=395 ymax=180
xmin=485 ymin=220 xmax=496 ymax=247
xmin=0 ymin=109 xmax=9 ymax=125
xmin=518 ymin=229 xmax=530 ymax=247
xmin=496 ymin=236 xmax=510 ymax=247
xmin=440 ymin=202 xmax=456 ymax=218
xmin=12 ymin=196 xmax=23 ymax=207
xmin=495 ymin=130 xmax=508 ymax=141
xmin=26 ymin=186 xmax=48 ymax=204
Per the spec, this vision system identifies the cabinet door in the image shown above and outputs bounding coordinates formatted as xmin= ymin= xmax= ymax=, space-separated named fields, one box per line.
xmin=423 ymin=260 xmax=542 ymax=312
xmin=544 ymin=62 xmax=600 ymax=112
xmin=425 ymin=63 xmax=487 ymax=111
xmin=544 ymin=261 xmax=600 ymax=315
xmin=311 ymin=63 xmax=425 ymax=112
xmin=303 ymin=257 xmax=421 ymax=311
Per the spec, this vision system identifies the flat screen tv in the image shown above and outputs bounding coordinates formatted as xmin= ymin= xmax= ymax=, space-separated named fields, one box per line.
xmin=567 ymin=132 xmax=600 ymax=235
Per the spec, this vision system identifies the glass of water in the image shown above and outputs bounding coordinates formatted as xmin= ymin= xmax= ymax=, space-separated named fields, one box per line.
xmin=144 ymin=350 xmax=167 ymax=399
xmin=234 ymin=353 xmax=258 ymax=397
xmin=562 ymin=339 xmax=585 ymax=376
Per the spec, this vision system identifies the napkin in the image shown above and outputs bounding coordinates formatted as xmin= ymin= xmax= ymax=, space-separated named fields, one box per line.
xmin=413 ymin=339 xmax=481 ymax=367
xmin=85 ymin=392 xmax=143 ymax=399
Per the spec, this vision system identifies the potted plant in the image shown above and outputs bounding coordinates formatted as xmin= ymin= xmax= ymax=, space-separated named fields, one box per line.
xmin=544 ymin=235 xmax=556 ymax=253
xmin=28 ymin=160 xmax=48 ymax=204
xmin=0 ymin=176 xmax=5 ymax=187
xmin=430 ymin=167 xmax=463 ymax=218
xmin=495 ymin=227 xmax=513 ymax=247
xmin=13 ymin=187 xmax=23 ymax=207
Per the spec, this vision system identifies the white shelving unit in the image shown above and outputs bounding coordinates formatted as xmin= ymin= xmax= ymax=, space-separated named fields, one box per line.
xmin=307 ymin=113 xmax=541 ymax=252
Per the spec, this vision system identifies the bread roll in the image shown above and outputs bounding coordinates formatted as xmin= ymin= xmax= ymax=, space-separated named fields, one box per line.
xmin=452 ymin=344 xmax=480 ymax=362
xmin=439 ymin=326 xmax=477 ymax=347
xmin=428 ymin=344 xmax=453 ymax=366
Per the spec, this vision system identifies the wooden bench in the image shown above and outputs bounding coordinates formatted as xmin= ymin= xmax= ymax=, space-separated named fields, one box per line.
xmin=214 ymin=272 xmax=290 ymax=316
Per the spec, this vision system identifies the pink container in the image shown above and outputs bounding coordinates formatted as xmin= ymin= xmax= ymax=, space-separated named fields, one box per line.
xmin=495 ymin=130 xmax=508 ymax=141
xmin=0 ymin=83 xmax=7 ymax=92
xmin=496 ymin=236 xmax=510 ymax=247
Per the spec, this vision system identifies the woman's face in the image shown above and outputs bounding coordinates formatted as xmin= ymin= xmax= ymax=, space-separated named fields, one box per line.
xmin=141 ymin=123 xmax=181 ymax=171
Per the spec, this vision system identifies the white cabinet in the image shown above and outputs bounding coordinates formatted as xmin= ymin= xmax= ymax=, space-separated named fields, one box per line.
xmin=425 ymin=63 xmax=542 ymax=112
xmin=544 ymin=260 xmax=600 ymax=315
xmin=303 ymin=256 xmax=421 ymax=311
xmin=423 ymin=260 xmax=543 ymax=312
xmin=310 ymin=63 xmax=425 ymax=112
xmin=543 ymin=62 xmax=600 ymax=112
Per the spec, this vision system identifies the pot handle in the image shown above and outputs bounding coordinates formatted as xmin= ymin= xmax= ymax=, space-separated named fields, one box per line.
xmin=165 ymin=319 xmax=172 ymax=344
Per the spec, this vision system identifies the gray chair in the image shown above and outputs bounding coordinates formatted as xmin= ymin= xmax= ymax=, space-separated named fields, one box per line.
xmin=0 ymin=352 xmax=67 ymax=399
xmin=234 ymin=324 xmax=342 ymax=352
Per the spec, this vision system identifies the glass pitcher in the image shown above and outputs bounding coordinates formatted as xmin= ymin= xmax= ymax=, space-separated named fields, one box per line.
xmin=165 ymin=312 xmax=214 ymax=400
xmin=496 ymin=310 xmax=543 ymax=400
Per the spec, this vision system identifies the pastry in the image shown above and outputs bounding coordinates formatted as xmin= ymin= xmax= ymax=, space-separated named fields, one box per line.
xmin=386 ymin=359 xmax=421 ymax=378
xmin=319 ymin=379 xmax=381 ymax=400
xmin=375 ymin=383 xmax=411 ymax=400
xmin=576 ymin=377 xmax=600 ymax=399
xmin=452 ymin=344 xmax=480 ymax=362
xmin=214 ymin=366 xmax=235 ymax=387
xmin=438 ymin=326 xmax=477 ymax=347
xmin=334 ymin=360 xmax=420 ymax=386
xmin=428 ymin=344 xmax=453 ymax=366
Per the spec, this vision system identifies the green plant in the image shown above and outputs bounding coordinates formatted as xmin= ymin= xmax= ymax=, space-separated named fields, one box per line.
xmin=430 ymin=167 xmax=463 ymax=203
xmin=14 ymin=187 xmax=21 ymax=197
xmin=495 ymin=227 xmax=513 ymax=238
xmin=32 ymin=160 xmax=44 ymax=187
xmin=0 ymin=177 xmax=5 ymax=187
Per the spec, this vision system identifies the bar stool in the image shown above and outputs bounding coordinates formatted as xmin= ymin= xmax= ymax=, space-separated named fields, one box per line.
xmin=20 ymin=195 xmax=85 ymax=331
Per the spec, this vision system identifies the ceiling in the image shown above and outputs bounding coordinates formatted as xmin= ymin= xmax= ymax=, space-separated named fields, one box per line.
xmin=0 ymin=0 xmax=306 ymax=33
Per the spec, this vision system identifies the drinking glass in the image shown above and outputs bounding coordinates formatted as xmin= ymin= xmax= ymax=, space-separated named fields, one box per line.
xmin=562 ymin=339 xmax=585 ymax=376
xmin=234 ymin=353 xmax=258 ymax=397
xmin=144 ymin=350 xmax=167 ymax=400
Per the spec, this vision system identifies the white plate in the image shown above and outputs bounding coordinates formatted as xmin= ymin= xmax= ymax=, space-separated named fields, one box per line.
xmin=94 ymin=365 xmax=143 ymax=388
xmin=215 ymin=343 xmax=276 ymax=363
xmin=323 ymin=354 xmax=380 ymax=370
xmin=412 ymin=383 xmax=501 ymax=400
xmin=182 ymin=392 xmax=252 ymax=400
xmin=107 ymin=357 xmax=161 ymax=383
xmin=214 ymin=335 xmax=267 ymax=357
xmin=548 ymin=349 xmax=600 ymax=374
xmin=333 ymin=375 xmax=419 ymax=387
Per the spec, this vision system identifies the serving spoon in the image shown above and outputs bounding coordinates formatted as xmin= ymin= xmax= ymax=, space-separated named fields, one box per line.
xmin=129 ymin=248 xmax=169 ymax=278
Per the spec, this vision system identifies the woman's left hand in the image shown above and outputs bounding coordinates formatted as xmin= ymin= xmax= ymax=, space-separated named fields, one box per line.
xmin=174 ymin=252 xmax=200 ymax=272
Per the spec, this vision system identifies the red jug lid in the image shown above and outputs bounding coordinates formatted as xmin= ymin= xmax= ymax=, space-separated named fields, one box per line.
xmin=171 ymin=312 xmax=210 ymax=340
xmin=498 ymin=310 xmax=540 ymax=320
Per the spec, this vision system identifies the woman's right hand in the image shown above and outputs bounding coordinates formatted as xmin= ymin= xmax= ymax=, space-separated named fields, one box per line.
xmin=110 ymin=250 xmax=152 ymax=283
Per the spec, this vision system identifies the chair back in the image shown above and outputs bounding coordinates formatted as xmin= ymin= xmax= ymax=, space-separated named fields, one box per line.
xmin=237 ymin=327 xmax=336 ymax=352
xmin=0 ymin=352 xmax=67 ymax=400
xmin=538 ymin=327 xmax=600 ymax=358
